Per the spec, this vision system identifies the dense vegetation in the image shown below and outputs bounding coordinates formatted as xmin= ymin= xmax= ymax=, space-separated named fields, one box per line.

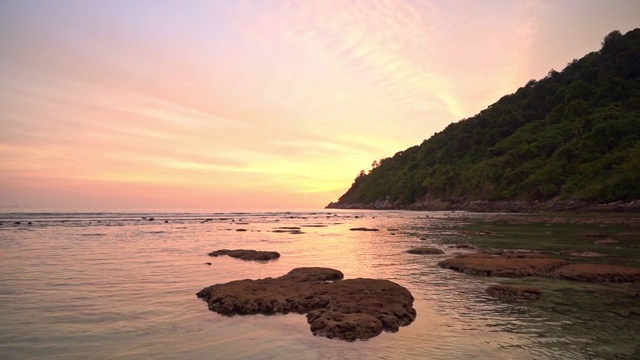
xmin=332 ymin=29 xmax=640 ymax=207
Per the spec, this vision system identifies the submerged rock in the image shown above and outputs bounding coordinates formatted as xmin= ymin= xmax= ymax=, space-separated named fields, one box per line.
xmin=550 ymin=263 xmax=640 ymax=282
xmin=485 ymin=284 xmax=541 ymax=300
xmin=593 ymin=239 xmax=620 ymax=245
xmin=406 ymin=247 xmax=445 ymax=255
xmin=576 ymin=232 xmax=608 ymax=238
xmin=437 ymin=252 xmax=569 ymax=277
xmin=439 ymin=252 xmax=640 ymax=283
xmin=196 ymin=267 xmax=416 ymax=341
xmin=208 ymin=249 xmax=280 ymax=261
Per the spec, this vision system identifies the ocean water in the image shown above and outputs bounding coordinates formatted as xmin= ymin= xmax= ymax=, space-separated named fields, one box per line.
xmin=0 ymin=210 xmax=584 ymax=359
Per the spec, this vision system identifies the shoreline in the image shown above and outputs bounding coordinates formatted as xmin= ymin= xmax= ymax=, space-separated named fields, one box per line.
xmin=326 ymin=199 xmax=640 ymax=213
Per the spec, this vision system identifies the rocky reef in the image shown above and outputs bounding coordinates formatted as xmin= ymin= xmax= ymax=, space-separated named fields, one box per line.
xmin=438 ymin=251 xmax=640 ymax=282
xmin=437 ymin=252 xmax=569 ymax=277
xmin=196 ymin=267 xmax=416 ymax=341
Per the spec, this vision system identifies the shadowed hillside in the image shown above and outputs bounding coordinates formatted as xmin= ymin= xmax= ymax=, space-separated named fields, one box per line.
xmin=328 ymin=29 xmax=640 ymax=211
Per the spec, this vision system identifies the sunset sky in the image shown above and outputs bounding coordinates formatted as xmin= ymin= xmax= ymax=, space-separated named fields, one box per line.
xmin=1 ymin=1 xmax=638 ymax=211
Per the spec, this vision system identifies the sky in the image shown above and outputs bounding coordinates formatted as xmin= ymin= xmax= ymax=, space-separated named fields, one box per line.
xmin=0 ymin=0 xmax=638 ymax=211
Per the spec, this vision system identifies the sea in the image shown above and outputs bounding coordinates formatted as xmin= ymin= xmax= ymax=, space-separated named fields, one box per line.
xmin=0 ymin=208 xmax=586 ymax=359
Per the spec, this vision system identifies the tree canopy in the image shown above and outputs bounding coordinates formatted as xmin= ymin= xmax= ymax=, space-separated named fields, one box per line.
xmin=331 ymin=29 xmax=640 ymax=207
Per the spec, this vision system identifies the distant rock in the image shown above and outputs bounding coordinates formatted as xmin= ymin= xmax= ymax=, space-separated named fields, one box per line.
xmin=561 ymin=251 xmax=608 ymax=257
xmin=450 ymin=243 xmax=474 ymax=249
xmin=272 ymin=228 xmax=304 ymax=234
xmin=593 ymin=239 xmax=620 ymax=245
xmin=576 ymin=232 xmax=608 ymax=238
xmin=349 ymin=227 xmax=379 ymax=232
xmin=406 ymin=247 xmax=444 ymax=255
xmin=619 ymin=232 xmax=640 ymax=238
xmin=208 ymin=249 xmax=280 ymax=261
xmin=196 ymin=267 xmax=416 ymax=341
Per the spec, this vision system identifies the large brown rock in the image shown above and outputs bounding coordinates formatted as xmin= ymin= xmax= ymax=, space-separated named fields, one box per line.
xmin=196 ymin=267 xmax=416 ymax=341
xmin=208 ymin=249 xmax=280 ymax=261
xmin=437 ymin=252 xmax=569 ymax=277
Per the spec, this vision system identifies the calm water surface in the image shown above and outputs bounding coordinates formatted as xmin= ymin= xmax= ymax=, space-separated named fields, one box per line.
xmin=0 ymin=210 xmax=586 ymax=359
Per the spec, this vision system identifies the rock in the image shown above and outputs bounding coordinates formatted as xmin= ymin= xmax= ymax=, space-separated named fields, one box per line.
xmin=451 ymin=243 xmax=474 ymax=249
xmin=196 ymin=267 xmax=416 ymax=341
xmin=485 ymin=284 xmax=541 ymax=300
xmin=561 ymin=251 xmax=607 ymax=257
xmin=550 ymin=263 xmax=640 ymax=282
xmin=406 ymin=247 xmax=444 ymax=255
xmin=272 ymin=229 xmax=304 ymax=234
xmin=349 ymin=227 xmax=379 ymax=231
xmin=576 ymin=232 xmax=608 ymax=238
xmin=619 ymin=232 xmax=640 ymax=238
xmin=593 ymin=239 xmax=620 ymax=245
xmin=437 ymin=252 xmax=569 ymax=277
xmin=208 ymin=249 xmax=281 ymax=261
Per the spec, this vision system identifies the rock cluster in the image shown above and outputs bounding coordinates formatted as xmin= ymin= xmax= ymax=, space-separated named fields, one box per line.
xmin=196 ymin=267 xmax=416 ymax=341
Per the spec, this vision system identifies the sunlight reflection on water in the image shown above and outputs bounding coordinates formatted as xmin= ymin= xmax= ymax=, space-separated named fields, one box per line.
xmin=0 ymin=210 xmax=585 ymax=359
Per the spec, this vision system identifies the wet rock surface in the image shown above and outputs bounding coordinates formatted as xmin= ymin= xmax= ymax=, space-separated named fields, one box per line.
xmin=549 ymin=263 xmax=640 ymax=282
xmin=485 ymin=284 xmax=542 ymax=300
xmin=439 ymin=252 xmax=640 ymax=282
xmin=196 ymin=267 xmax=416 ymax=341
xmin=208 ymin=249 xmax=281 ymax=261
xmin=437 ymin=252 xmax=569 ymax=277
xmin=406 ymin=247 xmax=445 ymax=255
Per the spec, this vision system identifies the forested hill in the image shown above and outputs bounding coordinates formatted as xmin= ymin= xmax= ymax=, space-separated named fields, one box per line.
xmin=328 ymin=29 xmax=640 ymax=211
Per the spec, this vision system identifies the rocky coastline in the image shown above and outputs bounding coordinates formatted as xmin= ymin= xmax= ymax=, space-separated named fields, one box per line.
xmin=326 ymin=198 xmax=640 ymax=213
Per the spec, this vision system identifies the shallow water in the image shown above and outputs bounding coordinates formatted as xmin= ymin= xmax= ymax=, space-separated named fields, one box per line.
xmin=0 ymin=210 xmax=587 ymax=359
